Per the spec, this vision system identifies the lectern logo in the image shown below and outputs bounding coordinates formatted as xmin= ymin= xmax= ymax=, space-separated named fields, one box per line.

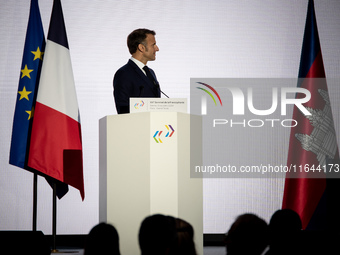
xmin=134 ymin=100 xmax=145 ymax=109
xmin=153 ymin=125 xmax=175 ymax=143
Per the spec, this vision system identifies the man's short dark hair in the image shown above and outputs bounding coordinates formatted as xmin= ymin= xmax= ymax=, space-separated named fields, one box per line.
xmin=127 ymin=28 xmax=156 ymax=54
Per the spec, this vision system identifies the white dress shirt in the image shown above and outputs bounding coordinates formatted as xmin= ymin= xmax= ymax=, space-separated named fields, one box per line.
xmin=130 ymin=57 xmax=147 ymax=75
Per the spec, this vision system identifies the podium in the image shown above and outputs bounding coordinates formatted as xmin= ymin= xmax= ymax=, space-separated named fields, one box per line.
xmin=99 ymin=112 xmax=203 ymax=255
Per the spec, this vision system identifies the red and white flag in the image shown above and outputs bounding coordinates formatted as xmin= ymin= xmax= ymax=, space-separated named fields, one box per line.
xmin=28 ymin=0 xmax=84 ymax=200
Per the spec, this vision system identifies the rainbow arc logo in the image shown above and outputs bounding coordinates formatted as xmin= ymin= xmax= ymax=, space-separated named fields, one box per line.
xmin=196 ymin=82 xmax=223 ymax=106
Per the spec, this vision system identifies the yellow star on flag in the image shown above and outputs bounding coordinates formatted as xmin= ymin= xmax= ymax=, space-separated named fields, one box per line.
xmin=31 ymin=47 xmax=44 ymax=61
xmin=21 ymin=65 xmax=34 ymax=79
xmin=18 ymin=86 xmax=32 ymax=101
xmin=26 ymin=107 xmax=34 ymax=120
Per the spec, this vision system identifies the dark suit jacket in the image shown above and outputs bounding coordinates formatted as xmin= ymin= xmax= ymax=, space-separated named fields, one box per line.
xmin=113 ymin=59 xmax=160 ymax=114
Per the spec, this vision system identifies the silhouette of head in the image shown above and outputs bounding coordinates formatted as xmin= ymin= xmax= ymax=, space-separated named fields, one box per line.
xmin=170 ymin=218 xmax=197 ymax=255
xmin=225 ymin=213 xmax=268 ymax=255
xmin=267 ymin=209 xmax=302 ymax=254
xmin=139 ymin=214 xmax=177 ymax=255
xmin=84 ymin=222 xmax=120 ymax=255
xmin=269 ymin=209 xmax=302 ymax=233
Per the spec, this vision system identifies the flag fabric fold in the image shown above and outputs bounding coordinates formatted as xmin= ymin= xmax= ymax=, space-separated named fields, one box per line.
xmin=28 ymin=0 xmax=85 ymax=200
xmin=282 ymin=0 xmax=339 ymax=230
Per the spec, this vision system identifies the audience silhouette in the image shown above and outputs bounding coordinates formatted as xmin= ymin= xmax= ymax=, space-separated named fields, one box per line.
xmin=224 ymin=213 xmax=268 ymax=255
xmin=264 ymin=209 xmax=302 ymax=255
xmin=82 ymin=210 xmax=319 ymax=255
xmin=138 ymin=214 xmax=177 ymax=255
xmin=170 ymin=217 xmax=197 ymax=255
xmin=84 ymin=222 xmax=120 ymax=255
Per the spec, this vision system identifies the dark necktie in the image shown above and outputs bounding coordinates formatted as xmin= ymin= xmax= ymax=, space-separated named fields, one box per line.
xmin=143 ymin=66 xmax=156 ymax=85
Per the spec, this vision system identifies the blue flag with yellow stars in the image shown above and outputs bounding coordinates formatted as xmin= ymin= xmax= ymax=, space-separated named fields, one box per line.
xmin=9 ymin=0 xmax=45 ymax=169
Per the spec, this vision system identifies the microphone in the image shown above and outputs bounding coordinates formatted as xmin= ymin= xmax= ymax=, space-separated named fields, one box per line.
xmin=161 ymin=90 xmax=169 ymax=98
xmin=155 ymin=81 xmax=169 ymax=98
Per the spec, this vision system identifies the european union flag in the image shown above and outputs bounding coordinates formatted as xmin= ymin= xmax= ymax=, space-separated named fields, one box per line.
xmin=10 ymin=0 xmax=45 ymax=169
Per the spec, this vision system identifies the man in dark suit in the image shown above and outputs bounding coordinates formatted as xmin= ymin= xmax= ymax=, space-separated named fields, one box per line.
xmin=113 ymin=28 xmax=160 ymax=114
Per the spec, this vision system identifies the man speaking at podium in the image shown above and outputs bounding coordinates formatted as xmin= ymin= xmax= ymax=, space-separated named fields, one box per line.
xmin=113 ymin=28 xmax=161 ymax=114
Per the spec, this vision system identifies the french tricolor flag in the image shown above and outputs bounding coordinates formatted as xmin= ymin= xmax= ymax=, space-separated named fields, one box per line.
xmin=28 ymin=0 xmax=84 ymax=200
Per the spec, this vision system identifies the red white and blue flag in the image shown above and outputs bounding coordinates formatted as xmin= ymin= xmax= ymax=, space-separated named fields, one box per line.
xmin=282 ymin=0 xmax=338 ymax=230
xmin=28 ymin=0 xmax=84 ymax=200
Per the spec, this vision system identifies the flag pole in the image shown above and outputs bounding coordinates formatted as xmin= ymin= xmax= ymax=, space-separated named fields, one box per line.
xmin=32 ymin=173 xmax=38 ymax=231
xmin=8 ymin=0 xmax=46 ymax=234
xmin=51 ymin=181 xmax=58 ymax=253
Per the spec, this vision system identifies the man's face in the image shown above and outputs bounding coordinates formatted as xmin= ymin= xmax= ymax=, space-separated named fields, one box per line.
xmin=141 ymin=34 xmax=159 ymax=62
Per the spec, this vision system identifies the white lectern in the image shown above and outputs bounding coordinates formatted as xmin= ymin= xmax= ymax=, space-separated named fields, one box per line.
xmin=99 ymin=112 xmax=202 ymax=255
